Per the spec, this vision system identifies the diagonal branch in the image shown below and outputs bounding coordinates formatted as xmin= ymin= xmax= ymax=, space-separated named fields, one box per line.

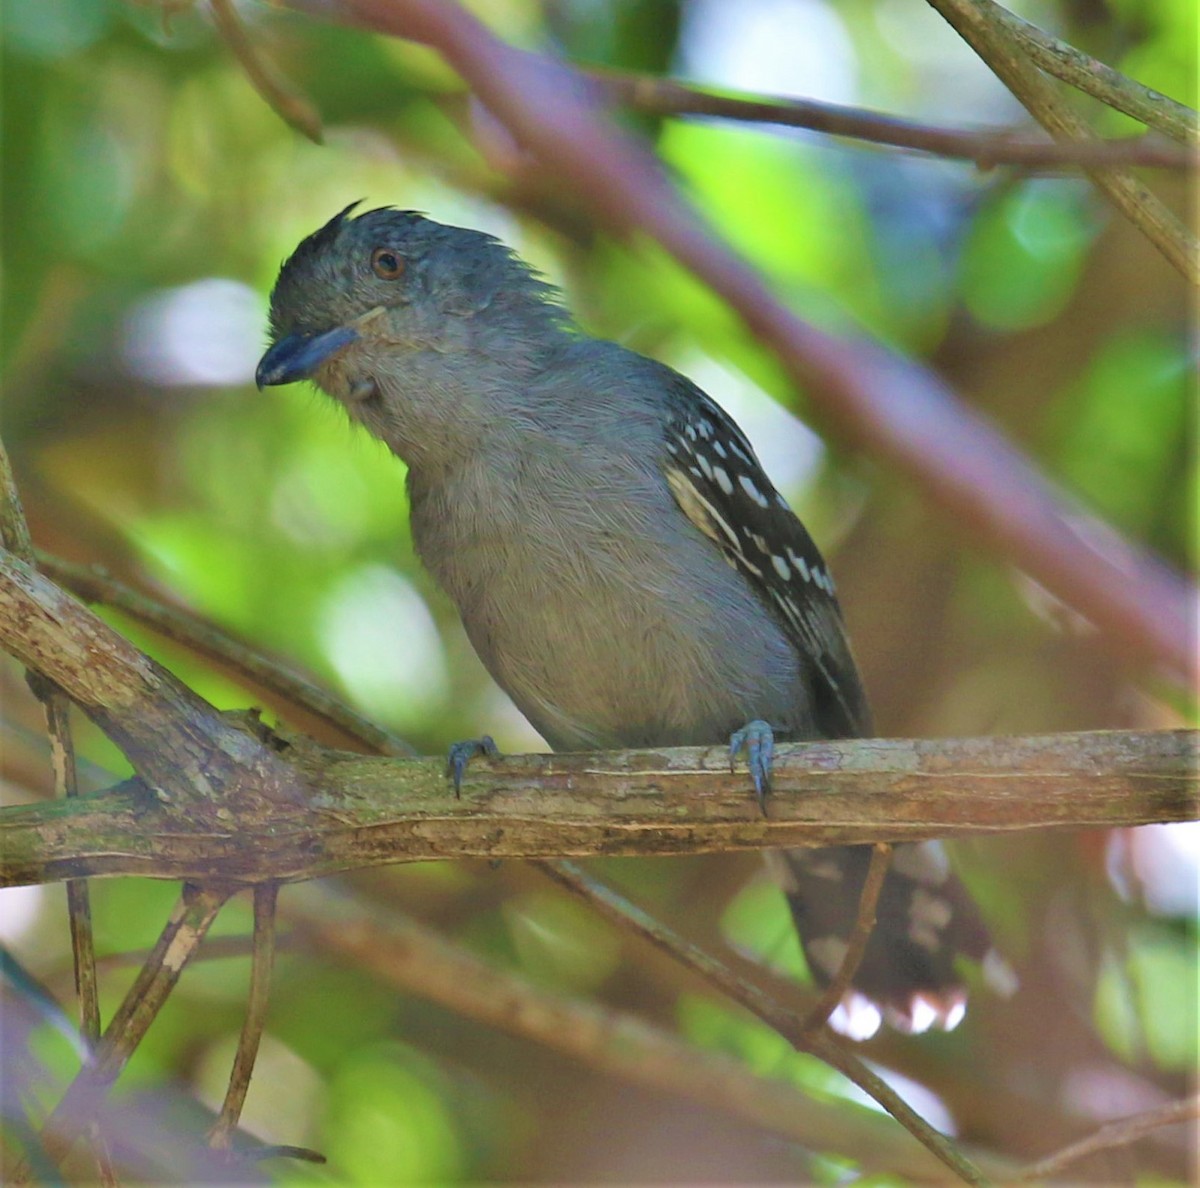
xmin=207 ymin=882 xmax=281 ymax=1151
xmin=0 ymin=548 xmax=311 ymax=816
xmin=1017 ymin=1093 xmax=1199 ymax=1181
xmin=532 ymin=859 xmax=995 ymax=1186
xmin=992 ymin=7 xmax=1197 ymax=144
xmin=208 ymin=0 xmax=323 ymax=142
xmin=925 ymin=0 xmax=1197 ymax=282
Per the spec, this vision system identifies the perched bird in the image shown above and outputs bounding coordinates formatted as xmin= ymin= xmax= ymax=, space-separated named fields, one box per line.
xmin=258 ymin=205 xmax=1010 ymax=1035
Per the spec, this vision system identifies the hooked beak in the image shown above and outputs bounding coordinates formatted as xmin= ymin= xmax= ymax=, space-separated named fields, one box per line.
xmin=255 ymin=325 xmax=359 ymax=389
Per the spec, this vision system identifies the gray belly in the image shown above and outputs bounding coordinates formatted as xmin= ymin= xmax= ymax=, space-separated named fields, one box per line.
xmin=417 ymin=501 xmax=811 ymax=751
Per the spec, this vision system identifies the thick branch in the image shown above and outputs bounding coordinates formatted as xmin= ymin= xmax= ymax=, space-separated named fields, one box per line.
xmin=0 ymin=549 xmax=310 ymax=815
xmin=2 ymin=729 xmax=1194 ymax=888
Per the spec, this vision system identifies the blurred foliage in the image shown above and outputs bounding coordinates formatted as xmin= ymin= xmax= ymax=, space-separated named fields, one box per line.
xmin=1 ymin=0 xmax=1196 ymax=1182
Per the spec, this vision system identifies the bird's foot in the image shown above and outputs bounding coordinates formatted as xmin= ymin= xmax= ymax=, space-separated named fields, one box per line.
xmin=729 ymin=719 xmax=775 ymax=815
xmin=447 ymin=735 xmax=499 ymax=797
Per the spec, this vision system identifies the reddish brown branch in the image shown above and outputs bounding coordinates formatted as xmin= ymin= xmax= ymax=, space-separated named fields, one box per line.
xmin=1018 ymin=1094 xmax=1199 ymax=1181
xmin=587 ymin=69 xmax=1197 ymax=171
xmin=281 ymin=0 xmax=1197 ymax=690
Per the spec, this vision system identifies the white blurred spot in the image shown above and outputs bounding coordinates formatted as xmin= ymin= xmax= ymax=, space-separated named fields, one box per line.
xmin=683 ymin=0 xmax=858 ymax=106
xmin=828 ymin=992 xmax=883 ymax=1041
xmin=1125 ymin=823 xmax=1200 ymax=917
xmin=1062 ymin=1064 xmax=1171 ymax=1124
xmin=848 ymin=1062 xmax=958 ymax=1135
xmin=319 ymin=565 xmax=448 ymax=721
xmin=983 ymin=948 xmax=1020 ymax=998
xmin=124 ymin=278 xmax=266 ymax=387
xmin=906 ymin=995 xmax=939 ymax=1035
xmin=0 ymin=885 xmax=45 ymax=944
xmin=942 ymin=998 xmax=968 ymax=1031
xmin=1014 ymin=571 xmax=1097 ymax=636
xmin=891 ymin=840 xmax=951 ymax=885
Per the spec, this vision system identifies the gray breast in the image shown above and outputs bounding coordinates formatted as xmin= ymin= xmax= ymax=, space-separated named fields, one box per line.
xmin=409 ymin=439 xmax=811 ymax=750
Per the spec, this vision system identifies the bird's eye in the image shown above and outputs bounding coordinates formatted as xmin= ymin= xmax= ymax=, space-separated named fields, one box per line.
xmin=370 ymin=248 xmax=404 ymax=280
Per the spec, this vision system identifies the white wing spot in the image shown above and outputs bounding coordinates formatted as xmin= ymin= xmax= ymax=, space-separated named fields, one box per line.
xmin=908 ymin=889 xmax=953 ymax=949
xmin=909 ymin=921 xmax=942 ymax=951
xmin=685 ymin=423 xmax=698 ymax=441
xmin=697 ymin=453 xmax=713 ymax=480
xmin=739 ymin=474 xmax=770 ymax=507
xmin=698 ymin=419 xmax=713 ymax=438
xmin=892 ymin=842 xmax=951 ymax=885
xmin=713 ymin=466 xmax=734 ymax=495
xmin=772 ymin=554 xmax=791 ymax=580
xmin=712 ymin=439 xmax=727 ymax=458
xmin=983 ymin=949 xmax=1020 ymax=998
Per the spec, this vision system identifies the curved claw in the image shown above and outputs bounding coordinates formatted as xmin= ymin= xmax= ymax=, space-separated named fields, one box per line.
xmin=447 ymin=735 xmax=499 ymax=797
xmin=729 ymin=719 xmax=775 ymax=815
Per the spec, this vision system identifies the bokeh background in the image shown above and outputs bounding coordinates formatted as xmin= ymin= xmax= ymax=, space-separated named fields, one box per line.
xmin=1 ymin=0 xmax=1195 ymax=1182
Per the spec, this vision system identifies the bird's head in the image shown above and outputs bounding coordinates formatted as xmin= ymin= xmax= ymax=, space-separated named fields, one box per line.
xmin=256 ymin=205 xmax=569 ymax=460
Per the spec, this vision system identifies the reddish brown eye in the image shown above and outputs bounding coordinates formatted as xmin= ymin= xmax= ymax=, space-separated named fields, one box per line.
xmin=371 ymin=248 xmax=404 ymax=280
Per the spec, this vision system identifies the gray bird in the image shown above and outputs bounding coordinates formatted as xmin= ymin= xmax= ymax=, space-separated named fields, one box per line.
xmin=258 ymin=205 xmax=1010 ymax=1034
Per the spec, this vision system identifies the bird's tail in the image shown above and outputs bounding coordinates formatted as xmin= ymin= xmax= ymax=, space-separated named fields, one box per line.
xmin=767 ymin=842 xmax=1017 ymax=1039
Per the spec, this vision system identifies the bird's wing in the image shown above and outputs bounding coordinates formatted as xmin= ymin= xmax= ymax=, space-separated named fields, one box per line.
xmin=660 ymin=375 xmax=871 ymax=739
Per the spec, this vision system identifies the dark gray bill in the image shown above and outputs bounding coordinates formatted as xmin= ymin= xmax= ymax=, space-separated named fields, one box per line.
xmin=255 ymin=326 xmax=359 ymax=389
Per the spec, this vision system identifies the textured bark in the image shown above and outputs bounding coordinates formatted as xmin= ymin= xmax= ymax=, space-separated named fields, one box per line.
xmin=2 ymin=728 xmax=1195 ymax=888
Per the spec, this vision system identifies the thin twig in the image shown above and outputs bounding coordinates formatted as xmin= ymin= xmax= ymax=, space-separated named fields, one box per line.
xmin=925 ymin=0 xmax=1197 ymax=283
xmin=800 ymin=842 xmax=892 ymax=1032
xmin=535 ymin=859 xmax=992 ymax=1186
xmin=587 ymin=68 xmax=1197 ymax=171
xmin=1017 ymin=1094 xmax=1199 ymax=1181
xmin=37 ymin=884 xmax=232 ymax=1168
xmin=37 ymin=552 xmax=413 ymax=757
xmin=995 ymin=7 xmax=1197 ymax=145
xmin=208 ymin=883 xmax=281 ymax=1150
xmin=208 ymin=0 xmax=323 ymax=142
